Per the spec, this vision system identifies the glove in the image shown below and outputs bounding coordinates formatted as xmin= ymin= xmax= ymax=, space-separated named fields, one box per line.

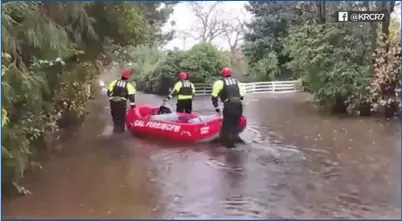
xmin=167 ymin=95 xmax=172 ymax=100
xmin=215 ymin=108 xmax=221 ymax=114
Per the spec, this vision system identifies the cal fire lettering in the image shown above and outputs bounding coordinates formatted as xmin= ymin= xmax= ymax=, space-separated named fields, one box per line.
xmin=133 ymin=120 xmax=145 ymax=127
xmin=132 ymin=120 xmax=181 ymax=132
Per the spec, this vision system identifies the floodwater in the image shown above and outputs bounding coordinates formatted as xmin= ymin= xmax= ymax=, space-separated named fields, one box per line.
xmin=2 ymin=84 xmax=401 ymax=218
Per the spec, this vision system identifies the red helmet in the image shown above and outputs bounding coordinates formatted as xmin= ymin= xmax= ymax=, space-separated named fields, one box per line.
xmin=221 ymin=68 xmax=232 ymax=77
xmin=121 ymin=70 xmax=131 ymax=80
xmin=179 ymin=72 xmax=187 ymax=80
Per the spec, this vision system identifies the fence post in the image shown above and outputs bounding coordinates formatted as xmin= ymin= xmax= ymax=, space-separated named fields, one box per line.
xmin=252 ymin=83 xmax=256 ymax=93
xmin=272 ymin=82 xmax=276 ymax=92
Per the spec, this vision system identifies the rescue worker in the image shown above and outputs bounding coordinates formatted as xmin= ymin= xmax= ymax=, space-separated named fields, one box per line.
xmin=167 ymin=72 xmax=195 ymax=113
xmin=107 ymin=70 xmax=136 ymax=133
xmin=211 ymin=67 xmax=245 ymax=148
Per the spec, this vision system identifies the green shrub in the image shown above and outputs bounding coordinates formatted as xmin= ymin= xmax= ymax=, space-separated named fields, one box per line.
xmin=126 ymin=43 xmax=230 ymax=95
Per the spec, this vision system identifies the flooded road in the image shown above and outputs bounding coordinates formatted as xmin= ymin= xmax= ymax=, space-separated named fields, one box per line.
xmin=2 ymin=73 xmax=400 ymax=219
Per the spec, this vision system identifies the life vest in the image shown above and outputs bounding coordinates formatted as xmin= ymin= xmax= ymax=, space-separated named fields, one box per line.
xmin=179 ymin=80 xmax=192 ymax=96
xmin=220 ymin=78 xmax=241 ymax=103
xmin=110 ymin=80 xmax=129 ymax=102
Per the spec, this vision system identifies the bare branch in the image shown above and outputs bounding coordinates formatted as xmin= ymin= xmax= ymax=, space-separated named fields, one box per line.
xmin=186 ymin=1 xmax=226 ymax=43
xmin=222 ymin=9 xmax=247 ymax=54
xmin=179 ymin=1 xmax=248 ymax=53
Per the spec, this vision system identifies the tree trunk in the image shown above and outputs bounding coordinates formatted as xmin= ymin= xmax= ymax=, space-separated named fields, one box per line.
xmin=318 ymin=2 xmax=326 ymax=24
xmin=368 ymin=2 xmax=378 ymax=57
xmin=359 ymin=103 xmax=372 ymax=116
xmin=380 ymin=1 xmax=395 ymax=40
xmin=332 ymin=95 xmax=347 ymax=114
xmin=363 ymin=1 xmax=378 ymax=75
xmin=384 ymin=102 xmax=398 ymax=118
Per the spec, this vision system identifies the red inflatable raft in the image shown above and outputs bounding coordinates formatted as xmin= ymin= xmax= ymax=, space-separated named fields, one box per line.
xmin=125 ymin=105 xmax=247 ymax=142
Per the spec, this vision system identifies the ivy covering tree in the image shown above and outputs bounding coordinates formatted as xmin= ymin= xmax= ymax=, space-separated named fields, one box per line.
xmin=1 ymin=1 xmax=175 ymax=192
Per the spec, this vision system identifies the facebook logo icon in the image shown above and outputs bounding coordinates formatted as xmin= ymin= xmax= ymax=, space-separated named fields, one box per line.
xmin=338 ymin=12 xmax=348 ymax=22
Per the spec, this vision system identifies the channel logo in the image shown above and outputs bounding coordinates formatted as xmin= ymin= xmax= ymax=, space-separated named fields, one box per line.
xmin=338 ymin=12 xmax=348 ymax=22
xmin=337 ymin=11 xmax=386 ymax=22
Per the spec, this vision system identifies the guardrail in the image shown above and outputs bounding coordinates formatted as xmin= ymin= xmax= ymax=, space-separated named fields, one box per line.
xmin=194 ymin=80 xmax=301 ymax=96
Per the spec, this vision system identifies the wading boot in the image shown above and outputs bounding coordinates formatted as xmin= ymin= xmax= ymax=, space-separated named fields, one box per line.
xmin=224 ymin=140 xmax=236 ymax=148
xmin=112 ymin=118 xmax=119 ymax=134
xmin=223 ymin=133 xmax=236 ymax=148
xmin=116 ymin=117 xmax=126 ymax=133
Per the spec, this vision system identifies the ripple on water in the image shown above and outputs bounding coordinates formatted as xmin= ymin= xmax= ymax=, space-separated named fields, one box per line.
xmin=164 ymin=196 xmax=270 ymax=218
xmin=2 ymin=68 xmax=399 ymax=220
xmin=142 ymin=127 xmax=306 ymax=219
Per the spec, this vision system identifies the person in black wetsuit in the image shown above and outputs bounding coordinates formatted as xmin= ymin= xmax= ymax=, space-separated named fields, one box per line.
xmin=107 ymin=70 xmax=136 ymax=133
xmin=167 ymin=72 xmax=195 ymax=113
xmin=211 ymin=67 xmax=245 ymax=148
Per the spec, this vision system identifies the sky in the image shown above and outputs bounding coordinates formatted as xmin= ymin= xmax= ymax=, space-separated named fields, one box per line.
xmin=163 ymin=1 xmax=250 ymax=50
xmin=163 ymin=2 xmax=401 ymax=51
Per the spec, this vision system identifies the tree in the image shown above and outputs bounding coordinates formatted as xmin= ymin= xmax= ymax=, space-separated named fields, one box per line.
xmin=285 ymin=23 xmax=372 ymax=114
xmin=1 ymin=1 xmax=174 ymax=193
xmin=134 ymin=2 xmax=178 ymax=46
xmin=243 ymin=1 xmax=400 ymax=116
xmin=222 ymin=9 xmax=247 ymax=55
xmin=126 ymin=43 xmax=229 ymax=95
xmin=242 ymin=2 xmax=300 ymax=80
xmin=184 ymin=1 xmax=226 ymax=43
xmin=370 ymin=38 xmax=401 ymax=118
xmin=378 ymin=1 xmax=396 ymax=39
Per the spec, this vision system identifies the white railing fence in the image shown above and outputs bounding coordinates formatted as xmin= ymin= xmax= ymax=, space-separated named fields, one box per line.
xmin=194 ymin=80 xmax=302 ymax=96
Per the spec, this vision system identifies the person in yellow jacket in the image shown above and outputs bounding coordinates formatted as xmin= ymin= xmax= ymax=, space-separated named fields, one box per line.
xmin=167 ymin=72 xmax=195 ymax=113
xmin=211 ymin=67 xmax=245 ymax=147
xmin=107 ymin=70 xmax=136 ymax=133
